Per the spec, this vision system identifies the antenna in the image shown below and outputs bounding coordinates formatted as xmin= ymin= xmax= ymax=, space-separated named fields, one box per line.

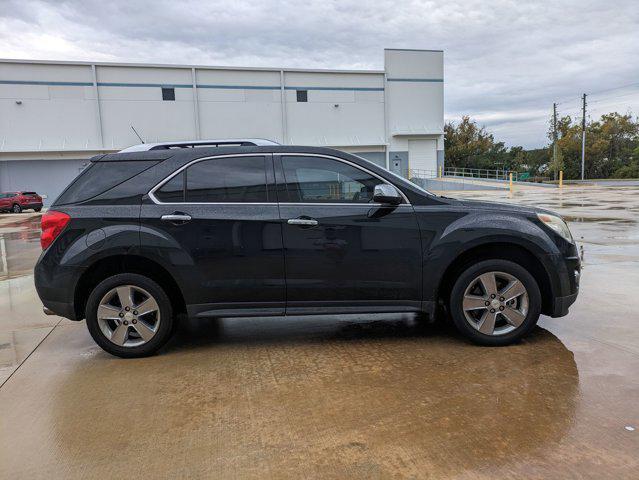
xmin=131 ymin=125 xmax=145 ymax=144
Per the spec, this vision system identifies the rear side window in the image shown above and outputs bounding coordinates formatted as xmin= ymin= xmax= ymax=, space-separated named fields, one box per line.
xmin=55 ymin=161 xmax=158 ymax=205
xmin=23 ymin=191 xmax=37 ymax=196
xmin=155 ymin=156 xmax=268 ymax=203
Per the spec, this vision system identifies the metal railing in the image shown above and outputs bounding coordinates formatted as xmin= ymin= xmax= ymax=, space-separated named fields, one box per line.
xmin=442 ymin=167 xmax=513 ymax=181
xmin=405 ymin=167 xmax=551 ymax=184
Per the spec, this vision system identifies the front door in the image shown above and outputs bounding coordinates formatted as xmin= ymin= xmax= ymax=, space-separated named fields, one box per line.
xmin=139 ymin=154 xmax=285 ymax=318
xmin=275 ymin=154 xmax=422 ymax=314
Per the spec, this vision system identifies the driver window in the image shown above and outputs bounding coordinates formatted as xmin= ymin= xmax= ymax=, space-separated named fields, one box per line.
xmin=281 ymin=156 xmax=384 ymax=203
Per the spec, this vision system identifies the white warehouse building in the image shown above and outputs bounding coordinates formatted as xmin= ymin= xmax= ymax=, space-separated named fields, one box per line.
xmin=0 ymin=48 xmax=444 ymax=205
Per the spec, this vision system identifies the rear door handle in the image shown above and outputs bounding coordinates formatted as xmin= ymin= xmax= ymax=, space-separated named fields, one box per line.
xmin=287 ymin=218 xmax=318 ymax=227
xmin=161 ymin=213 xmax=192 ymax=224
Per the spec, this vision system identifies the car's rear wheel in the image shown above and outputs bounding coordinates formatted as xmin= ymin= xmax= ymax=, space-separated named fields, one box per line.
xmin=449 ymin=259 xmax=541 ymax=346
xmin=85 ymin=273 xmax=174 ymax=358
xmin=12 ymin=204 xmax=21 ymax=213
xmin=34 ymin=207 xmax=42 ymax=212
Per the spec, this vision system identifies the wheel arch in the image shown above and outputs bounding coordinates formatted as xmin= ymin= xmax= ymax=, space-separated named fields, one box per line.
xmin=436 ymin=242 xmax=554 ymax=316
xmin=74 ymin=254 xmax=187 ymax=320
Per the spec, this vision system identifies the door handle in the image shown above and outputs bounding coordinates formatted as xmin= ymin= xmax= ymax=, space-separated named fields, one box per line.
xmin=161 ymin=213 xmax=192 ymax=224
xmin=287 ymin=218 xmax=318 ymax=227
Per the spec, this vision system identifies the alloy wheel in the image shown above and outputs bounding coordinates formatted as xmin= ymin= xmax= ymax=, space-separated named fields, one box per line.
xmin=461 ymin=271 xmax=529 ymax=336
xmin=96 ymin=285 xmax=161 ymax=347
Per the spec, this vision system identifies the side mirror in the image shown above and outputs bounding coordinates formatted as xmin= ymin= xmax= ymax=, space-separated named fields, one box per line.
xmin=373 ymin=184 xmax=402 ymax=205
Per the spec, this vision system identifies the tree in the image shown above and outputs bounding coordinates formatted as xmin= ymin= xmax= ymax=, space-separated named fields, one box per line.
xmin=445 ymin=116 xmax=511 ymax=170
xmin=550 ymin=112 xmax=639 ymax=179
xmin=444 ymin=117 xmax=547 ymax=174
xmin=444 ymin=112 xmax=639 ymax=180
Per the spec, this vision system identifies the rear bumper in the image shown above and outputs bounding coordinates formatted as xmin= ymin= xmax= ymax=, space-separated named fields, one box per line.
xmin=24 ymin=202 xmax=43 ymax=209
xmin=41 ymin=300 xmax=78 ymax=320
xmin=34 ymin=256 xmax=84 ymax=321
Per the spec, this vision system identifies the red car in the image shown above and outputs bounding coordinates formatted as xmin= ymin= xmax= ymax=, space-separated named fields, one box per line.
xmin=0 ymin=191 xmax=43 ymax=213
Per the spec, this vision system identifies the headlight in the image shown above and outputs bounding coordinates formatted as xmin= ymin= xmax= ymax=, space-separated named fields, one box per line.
xmin=537 ymin=213 xmax=573 ymax=242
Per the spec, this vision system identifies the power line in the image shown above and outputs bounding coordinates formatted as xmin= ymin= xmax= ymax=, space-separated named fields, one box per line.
xmin=554 ymin=80 xmax=639 ymax=107
xmin=587 ymin=81 xmax=639 ymax=97
xmin=589 ymin=90 xmax=639 ymax=105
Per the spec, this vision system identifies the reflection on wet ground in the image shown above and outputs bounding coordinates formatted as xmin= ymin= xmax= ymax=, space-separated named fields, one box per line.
xmin=1 ymin=187 xmax=639 ymax=479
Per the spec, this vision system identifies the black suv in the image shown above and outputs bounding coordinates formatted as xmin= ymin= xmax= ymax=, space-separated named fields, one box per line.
xmin=35 ymin=139 xmax=580 ymax=358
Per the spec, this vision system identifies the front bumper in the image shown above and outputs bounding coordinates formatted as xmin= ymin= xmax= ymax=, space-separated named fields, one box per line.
xmin=549 ymin=291 xmax=579 ymax=317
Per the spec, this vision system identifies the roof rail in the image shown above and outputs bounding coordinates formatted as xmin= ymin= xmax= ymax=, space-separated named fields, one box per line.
xmin=119 ymin=138 xmax=280 ymax=152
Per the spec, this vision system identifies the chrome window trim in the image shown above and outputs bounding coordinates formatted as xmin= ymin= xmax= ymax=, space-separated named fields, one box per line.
xmin=148 ymin=152 xmax=411 ymax=206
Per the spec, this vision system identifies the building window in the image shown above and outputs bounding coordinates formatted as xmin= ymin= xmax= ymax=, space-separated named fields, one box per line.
xmin=161 ymin=87 xmax=175 ymax=101
xmin=296 ymin=90 xmax=308 ymax=102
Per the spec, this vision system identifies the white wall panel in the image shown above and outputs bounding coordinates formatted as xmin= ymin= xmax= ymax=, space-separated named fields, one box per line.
xmin=286 ymin=102 xmax=385 ymax=146
xmin=0 ymin=95 xmax=101 ymax=150
xmin=0 ymin=63 xmax=92 ymax=82
xmin=198 ymin=102 xmax=283 ymax=142
xmin=196 ymin=69 xmax=280 ymax=87
xmin=96 ymin=66 xmax=191 ymax=85
xmin=99 ymin=100 xmax=197 ymax=148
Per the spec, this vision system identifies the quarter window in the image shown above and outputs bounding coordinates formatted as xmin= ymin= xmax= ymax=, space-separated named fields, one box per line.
xmin=281 ymin=156 xmax=385 ymax=203
xmin=156 ymin=156 xmax=269 ymax=203
xmin=155 ymin=172 xmax=185 ymax=202
xmin=296 ymin=90 xmax=308 ymax=102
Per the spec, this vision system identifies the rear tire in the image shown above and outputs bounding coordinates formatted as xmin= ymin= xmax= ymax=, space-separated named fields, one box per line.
xmin=85 ymin=273 xmax=174 ymax=358
xmin=34 ymin=207 xmax=42 ymax=212
xmin=12 ymin=204 xmax=21 ymax=214
xmin=449 ymin=259 xmax=541 ymax=346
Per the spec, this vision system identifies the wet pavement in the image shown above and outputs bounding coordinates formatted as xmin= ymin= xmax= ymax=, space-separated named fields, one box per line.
xmin=0 ymin=186 xmax=638 ymax=479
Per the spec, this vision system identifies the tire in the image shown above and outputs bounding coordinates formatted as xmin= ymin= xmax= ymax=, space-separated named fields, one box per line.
xmin=85 ymin=273 xmax=174 ymax=358
xmin=12 ymin=204 xmax=22 ymax=214
xmin=34 ymin=207 xmax=42 ymax=212
xmin=449 ymin=259 xmax=541 ymax=346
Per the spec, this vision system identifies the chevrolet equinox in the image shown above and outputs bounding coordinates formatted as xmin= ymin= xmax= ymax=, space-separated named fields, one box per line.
xmin=34 ymin=139 xmax=580 ymax=357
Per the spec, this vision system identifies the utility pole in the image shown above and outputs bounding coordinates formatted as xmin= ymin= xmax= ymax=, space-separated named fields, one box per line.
xmin=581 ymin=93 xmax=587 ymax=180
xmin=553 ymin=102 xmax=558 ymax=180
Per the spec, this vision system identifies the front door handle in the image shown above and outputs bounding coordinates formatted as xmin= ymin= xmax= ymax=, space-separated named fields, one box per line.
xmin=287 ymin=217 xmax=319 ymax=227
xmin=161 ymin=213 xmax=192 ymax=224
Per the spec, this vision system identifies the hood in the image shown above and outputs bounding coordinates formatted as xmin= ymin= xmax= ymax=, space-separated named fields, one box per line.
xmin=457 ymin=198 xmax=557 ymax=216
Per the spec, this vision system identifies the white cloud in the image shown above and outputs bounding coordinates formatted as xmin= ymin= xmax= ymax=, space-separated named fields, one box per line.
xmin=1 ymin=0 xmax=638 ymax=148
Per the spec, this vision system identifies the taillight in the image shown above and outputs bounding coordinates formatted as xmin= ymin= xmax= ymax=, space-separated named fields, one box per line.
xmin=41 ymin=211 xmax=70 ymax=250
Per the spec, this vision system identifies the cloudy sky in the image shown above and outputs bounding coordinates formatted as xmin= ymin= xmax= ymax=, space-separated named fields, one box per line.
xmin=1 ymin=0 xmax=638 ymax=148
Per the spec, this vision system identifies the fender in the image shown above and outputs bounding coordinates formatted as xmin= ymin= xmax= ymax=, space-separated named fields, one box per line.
xmin=415 ymin=207 xmax=566 ymax=307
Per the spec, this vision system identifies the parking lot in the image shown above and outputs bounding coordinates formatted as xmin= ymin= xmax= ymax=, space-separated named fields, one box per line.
xmin=1 ymin=184 xmax=638 ymax=479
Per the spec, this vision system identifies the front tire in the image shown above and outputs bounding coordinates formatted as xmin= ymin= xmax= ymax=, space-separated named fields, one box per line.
xmin=85 ymin=273 xmax=174 ymax=358
xmin=449 ymin=259 xmax=541 ymax=346
xmin=34 ymin=207 xmax=42 ymax=212
xmin=12 ymin=204 xmax=22 ymax=213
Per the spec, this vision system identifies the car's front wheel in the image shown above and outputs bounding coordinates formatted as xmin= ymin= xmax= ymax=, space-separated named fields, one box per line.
xmin=449 ymin=259 xmax=541 ymax=346
xmin=85 ymin=273 xmax=175 ymax=358
xmin=12 ymin=204 xmax=22 ymax=213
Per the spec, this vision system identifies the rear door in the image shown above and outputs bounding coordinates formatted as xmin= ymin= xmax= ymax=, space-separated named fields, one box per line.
xmin=275 ymin=153 xmax=422 ymax=314
xmin=140 ymin=154 xmax=285 ymax=318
